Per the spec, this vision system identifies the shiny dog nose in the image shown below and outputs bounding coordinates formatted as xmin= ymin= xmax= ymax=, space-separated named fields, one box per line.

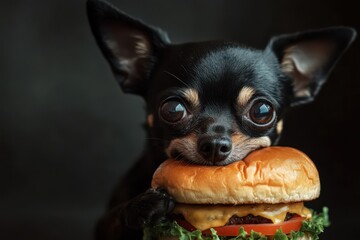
xmin=198 ymin=136 xmax=232 ymax=163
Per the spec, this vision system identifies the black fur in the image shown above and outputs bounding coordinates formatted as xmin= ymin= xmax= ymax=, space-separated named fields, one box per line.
xmin=86 ymin=0 xmax=356 ymax=239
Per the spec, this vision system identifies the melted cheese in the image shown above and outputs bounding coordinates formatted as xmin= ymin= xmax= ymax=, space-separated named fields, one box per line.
xmin=173 ymin=202 xmax=312 ymax=230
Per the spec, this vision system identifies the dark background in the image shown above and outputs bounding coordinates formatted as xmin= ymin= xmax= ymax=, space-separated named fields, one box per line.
xmin=1 ymin=0 xmax=359 ymax=239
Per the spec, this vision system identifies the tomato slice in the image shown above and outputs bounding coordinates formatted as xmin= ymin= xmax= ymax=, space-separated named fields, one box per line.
xmin=176 ymin=216 xmax=305 ymax=236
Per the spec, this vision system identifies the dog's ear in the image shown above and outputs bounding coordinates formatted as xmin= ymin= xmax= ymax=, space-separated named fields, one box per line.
xmin=267 ymin=26 xmax=356 ymax=106
xmin=86 ymin=0 xmax=170 ymax=95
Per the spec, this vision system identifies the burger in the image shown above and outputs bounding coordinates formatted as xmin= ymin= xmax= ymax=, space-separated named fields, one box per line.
xmin=144 ymin=146 xmax=330 ymax=240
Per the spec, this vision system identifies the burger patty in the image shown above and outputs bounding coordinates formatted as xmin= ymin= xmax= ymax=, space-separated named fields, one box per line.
xmin=226 ymin=214 xmax=272 ymax=225
xmin=226 ymin=212 xmax=296 ymax=225
xmin=173 ymin=212 xmax=297 ymax=226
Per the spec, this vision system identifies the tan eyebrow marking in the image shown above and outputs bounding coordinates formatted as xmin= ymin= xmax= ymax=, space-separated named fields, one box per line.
xmin=181 ymin=88 xmax=200 ymax=108
xmin=237 ymin=86 xmax=255 ymax=106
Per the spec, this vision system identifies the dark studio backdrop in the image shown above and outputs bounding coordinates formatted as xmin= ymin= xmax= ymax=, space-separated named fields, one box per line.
xmin=1 ymin=0 xmax=359 ymax=239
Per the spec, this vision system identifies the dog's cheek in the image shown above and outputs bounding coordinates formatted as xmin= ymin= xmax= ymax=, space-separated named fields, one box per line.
xmin=165 ymin=134 xmax=198 ymax=159
xmin=230 ymin=134 xmax=271 ymax=162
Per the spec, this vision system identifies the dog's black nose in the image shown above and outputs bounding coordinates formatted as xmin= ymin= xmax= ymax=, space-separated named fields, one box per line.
xmin=198 ymin=136 xmax=232 ymax=163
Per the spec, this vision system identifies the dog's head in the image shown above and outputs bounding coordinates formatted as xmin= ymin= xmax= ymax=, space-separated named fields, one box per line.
xmin=87 ymin=0 xmax=356 ymax=165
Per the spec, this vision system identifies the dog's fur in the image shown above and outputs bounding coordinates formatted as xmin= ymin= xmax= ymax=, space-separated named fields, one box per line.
xmin=86 ymin=0 xmax=356 ymax=239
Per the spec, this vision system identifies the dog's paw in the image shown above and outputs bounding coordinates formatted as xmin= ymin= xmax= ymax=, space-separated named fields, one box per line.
xmin=124 ymin=188 xmax=174 ymax=229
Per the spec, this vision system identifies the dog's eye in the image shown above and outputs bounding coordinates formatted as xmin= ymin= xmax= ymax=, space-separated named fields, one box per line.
xmin=248 ymin=100 xmax=275 ymax=125
xmin=160 ymin=100 xmax=187 ymax=123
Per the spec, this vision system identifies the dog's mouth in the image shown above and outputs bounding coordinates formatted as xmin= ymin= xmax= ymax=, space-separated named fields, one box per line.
xmin=165 ymin=134 xmax=271 ymax=166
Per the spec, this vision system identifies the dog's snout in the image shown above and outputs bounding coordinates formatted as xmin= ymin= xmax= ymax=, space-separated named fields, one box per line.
xmin=198 ymin=136 xmax=232 ymax=163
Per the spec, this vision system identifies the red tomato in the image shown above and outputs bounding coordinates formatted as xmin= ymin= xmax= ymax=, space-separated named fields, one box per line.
xmin=176 ymin=216 xmax=305 ymax=236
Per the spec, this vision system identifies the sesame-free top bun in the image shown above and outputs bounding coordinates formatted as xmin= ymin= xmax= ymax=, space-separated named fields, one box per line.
xmin=151 ymin=146 xmax=320 ymax=205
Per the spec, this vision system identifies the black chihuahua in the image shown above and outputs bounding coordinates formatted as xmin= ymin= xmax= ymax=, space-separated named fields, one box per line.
xmin=86 ymin=0 xmax=356 ymax=239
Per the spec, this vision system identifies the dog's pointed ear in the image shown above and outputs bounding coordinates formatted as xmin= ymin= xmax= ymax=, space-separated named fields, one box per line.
xmin=267 ymin=26 xmax=356 ymax=106
xmin=86 ymin=0 xmax=170 ymax=95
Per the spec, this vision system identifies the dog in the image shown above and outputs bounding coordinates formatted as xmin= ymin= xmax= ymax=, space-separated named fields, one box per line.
xmin=86 ymin=0 xmax=356 ymax=239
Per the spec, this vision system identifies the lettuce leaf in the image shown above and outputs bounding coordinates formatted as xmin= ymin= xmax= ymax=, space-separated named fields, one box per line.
xmin=143 ymin=207 xmax=330 ymax=240
xmin=298 ymin=207 xmax=330 ymax=240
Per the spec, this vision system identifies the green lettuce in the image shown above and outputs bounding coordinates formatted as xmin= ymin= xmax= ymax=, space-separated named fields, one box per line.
xmin=143 ymin=207 xmax=330 ymax=240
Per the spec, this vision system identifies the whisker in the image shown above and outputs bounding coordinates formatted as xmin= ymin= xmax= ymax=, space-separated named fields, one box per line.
xmin=180 ymin=64 xmax=192 ymax=75
xmin=174 ymin=153 xmax=183 ymax=161
xmin=163 ymin=70 xmax=191 ymax=88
